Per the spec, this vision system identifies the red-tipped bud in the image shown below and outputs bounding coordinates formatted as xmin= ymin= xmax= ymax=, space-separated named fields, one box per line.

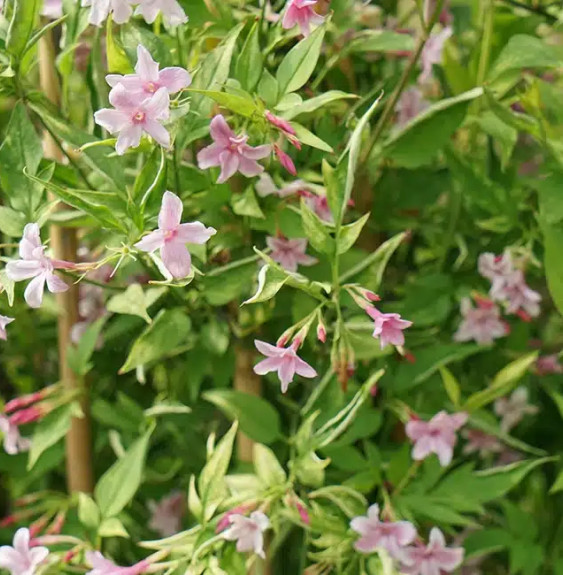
xmin=516 ymin=309 xmax=532 ymax=322
xmin=0 ymin=515 xmax=16 ymax=528
xmin=9 ymin=406 xmax=44 ymax=426
xmin=265 ymin=111 xmax=297 ymax=137
xmin=295 ymin=501 xmax=310 ymax=525
xmin=316 ymin=323 xmax=326 ymax=343
xmin=62 ymin=550 xmax=77 ymax=564
xmin=4 ymin=392 xmax=43 ymax=414
xmin=29 ymin=514 xmax=51 ymax=538
xmin=46 ymin=511 xmax=66 ymax=535
xmin=404 ymin=350 xmax=416 ymax=364
xmin=274 ymin=145 xmax=297 ymax=176
xmin=370 ymin=384 xmax=378 ymax=397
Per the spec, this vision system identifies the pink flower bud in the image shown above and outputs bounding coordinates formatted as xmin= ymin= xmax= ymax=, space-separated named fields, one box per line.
xmin=0 ymin=515 xmax=16 ymax=528
xmin=62 ymin=550 xmax=76 ymax=564
xmin=316 ymin=323 xmax=326 ymax=343
xmin=29 ymin=514 xmax=50 ymax=538
xmin=274 ymin=145 xmax=297 ymax=176
xmin=4 ymin=392 xmax=44 ymax=414
xmin=295 ymin=501 xmax=310 ymax=525
xmin=215 ymin=504 xmax=254 ymax=533
xmin=265 ymin=111 xmax=297 ymax=137
xmin=404 ymin=350 xmax=416 ymax=364
xmin=46 ymin=511 xmax=66 ymax=535
xmin=516 ymin=309 xmax=532 ymax=322
xmin=9 ymin=406 xmax=43 ymax=426
xmin=370 ymin=384 xmax=378 ymax=397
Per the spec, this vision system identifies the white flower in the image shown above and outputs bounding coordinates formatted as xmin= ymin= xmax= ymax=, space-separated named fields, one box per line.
xmin=221 ymin=511 xmax=270 ymax=558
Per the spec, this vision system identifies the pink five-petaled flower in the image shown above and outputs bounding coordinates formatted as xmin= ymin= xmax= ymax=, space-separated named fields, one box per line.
xmin=406 ymin=411 xmax=468 ymax=467
xmin=489 ymin=270 xmax=541 ymax=318
xmin=221 ymin=511 xmax=270 ymax=559
xmin=135 ymin=191 xmax=216 ymax=278
xmin=0 ymin=528 xmax=49 ymax=575
xmin=256 ymin=174 xmax=308 ymax=198
xmin=94 ymin=84 xmax=170 ymax=155
xmin=81 ymin=0 xmax=134 ymax=26
xmin=494 ymin=387 xmax=538 ymax=433
xmin=254 ymin=340 xmax=317 ymax=393
xmin=350 ymin=504 xmax=417 ymax=558
xmin=135 ymin=0 xmax=188 ymax=26
xmin=0 ymin=416 xmax=31 ymax=456
xmin=6 ymin=223 xmax=69 ymax=309
xmin=106 ymin=45 xmax=191 ymax=103
xmin=395 ymin=87 xmax=428 ymax=128
xmin=478 ymin=251 xmax=513 ymax=282
xmin=282 ymin=0 xmax=324 ymax=37
xmin=147 ymin=491 xmax=184 ymax=537
xmin=266 ymin=236 xmax=317 ymax=273
xmin=418 ymin=26 xmax=453 ymax=84
xmin=197 ymin=115 xmax=271 ymax=183
xmin=365 ymin=307 xmax=412 ymax=349
xmin=536 ymin=354 xmax=563 ymax=375
xmin=303 ymin=192 xmax=334 ymax=223
xmin=86 ymin=552 xmax=148 ymax=575
xmin=453 ymin=297 xmax=508 ymax=345
xmin=0 ymin=315 xmax=14 ymax=341
xmin=400 ymin=528 xmax=464 ymax=575
xmin=462 ymin=429 xmax=503 ymax=458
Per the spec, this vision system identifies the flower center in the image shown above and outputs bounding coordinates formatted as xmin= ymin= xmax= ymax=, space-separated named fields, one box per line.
xmin=133 ymin=111 xmax=146 ymax=124
xmin=163 ymin=229 xmax=176 ymax=241
xmin=145 ymin=81 xmax=158 ymax=93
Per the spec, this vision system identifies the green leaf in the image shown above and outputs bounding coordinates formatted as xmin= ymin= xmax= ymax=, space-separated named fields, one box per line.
xmin=107 ymin=284 xmax=166 ymax=324
xmin=0 ymin=271 xmax=15 ymax=307
xmin=0 ymin=103 xmax=43 ymax=216
xmin=119 ymin=309 xmax=192 ymax=374
xmin=243 ymin=264 xmax=289 ymax=305
xmin=189 ymin=89 xmax=258 ymax=118
xmin=78 ymin=493 xmax=101 ymax=531
xmin=276 ymin=24 xmax=327 ymax=96
xmin=257 ymin=70 xmax=279 ymax=107
xmin=338 ymin=213 xmax=370 ymax=254
xmin=28 ymin=403 xmax=82 ymax=470
xmin=464 ymin=352 xmax=538 ymax=411
xmin=95 ymin=428 xmax=153 ymax=518
xmin=198 ymin=422 xmax=238 ymax=520
xmin=235 ymin=22 xmax=263 ymax=92
xmin=349 ymin=30 xmax=415 ymax=53
xmin=292 ymin=122 xmax=334 ymax=153
xmin=67 ymin=317 xmax=106 ymax=377
xmin=7 ymin=0 xmax=41 ymax=58
xmin=383 ymin=88 xmax=483 ymax=168
xmin=203 ymin=390 xmax=281 ymax=444
xmin=132 ymin=147 xmax=167 ymax=208
xmin=253 ymin=444 xmax=287 ymax=488
xmin=281 ymin=90 xmax=358 ymax=121
xmin=231 ymin=187 xmax=265 ymax=218
xmin=488 ymin=35 xmax=563 ymax=81
xmin=98 ymin=517 xmax=130 ymax=538
xmin=440 ymin=366 xmax=461 ymax=408
xmin=300 ymin=199 xmax=333 ymax=254
xmin=106 ymin=17 xmax=132 ymax=74
xmin=309 ymin=485 xmax=367 ymax=518
xmin=144 ymin=402 xmax=192 ymax=418
xmin=550 ymin=469 xmax=563 ymax=494
xmin=0 ymin=206 xmax=25 ymax=237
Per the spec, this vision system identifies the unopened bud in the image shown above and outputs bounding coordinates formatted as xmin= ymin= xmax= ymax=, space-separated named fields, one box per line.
xmin=9 ymin=406 xmax=44 ymax=426
xmin=316 ymin=323 xmax=326 ymax=343
xmin=274 ymin=145 xmax=297 ymax=176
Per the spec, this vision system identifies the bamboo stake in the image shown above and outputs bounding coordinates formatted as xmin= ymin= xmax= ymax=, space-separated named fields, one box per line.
xmin=39 ymin=30 xmax=94 ymax=493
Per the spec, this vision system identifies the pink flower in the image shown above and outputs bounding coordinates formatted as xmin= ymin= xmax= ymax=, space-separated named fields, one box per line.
xmin=266 ymin=236 xmax=317 ymax=272
xmin=395 ymin=87 xmax=428 ymax=128
xmin=254 ymin=340 xmax=317 ymax=393
xmin=536 ymin=354 xmax=563 ymax=375
xmin=418 ymin=27 xmax=452 ymax=83
xmin=494 ymin=387 xmax=538 ymax=433
xmin=134 ymin=191 xmax=216 ymax=278
xmin=462 ymin=429 xmax=503 ymax=458
xmin=350 ymin=504 xmax=416 ymax=558
xmin=406 ymin=411 xmax=468 ymax=466
xmin=274 ymin=145 xmax=297 ymax=175
xmin=106 ymin=45 xmax=191 ymax=103
xmin=94 ymin=85 xmax=170 ymax=155
xmin=0 ymin=416 xmax=31 ymax=455
xmin=86 ymin=552 xmax=149 ymax=575
xmin=0 ymin=315 xmax=14 ymax=341
xmin=453 ymin=297 xmax=508 ymax=345
xmin=197 ymin=115 xmax=271 ymax=183
xmin=134 ymin=0 xmax=188 ymax=26
xmin=365 ymin=307 xmax=412 ymax=349
xmin=0 ymin=528 xmax=49 ymax=575
xmin=255 ymin=174 xmax=308 ymax=198
xmin=216 ymin=505 xmax=254 ymax=534
xmin=81 ymin=0 xmax=134 ymax=26
xmin=303 ymin=192 xmax=333 ymax=223
xmin=490 ymin=270 xmax=541 ymax=318
xmin=400 ymin=528 xmax=464 ymax=575
xmin=42 ymin=0 xmax=63 ymax=18
xmin=6 ymin=224 xmax=69 ymax=309
xmin=148 ymin=491 xmax=184 ymax=537
xmin=282 ymin=0 xmax=324 ymax=37
xmin=221 ymin=511 xmax=270 ymax=559
xmin=478 ymin=251 xmax=513 ymax=282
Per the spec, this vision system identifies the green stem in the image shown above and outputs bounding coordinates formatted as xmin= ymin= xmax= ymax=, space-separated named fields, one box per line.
xmin=393 ymin=460 xmax=421 ymax=496
xmin=476 ymin=0 xmax=494 ymax=87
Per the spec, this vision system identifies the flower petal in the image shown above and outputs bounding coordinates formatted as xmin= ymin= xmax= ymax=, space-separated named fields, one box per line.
xmin=159 ymin=67 xmax=192 ymax=93
xmin=136 ymin=45 xmax=160 ymax=82
xmin=144 ymin=119 xmax=170 ymax=149
xmin=6 ymin=260 xmax=42 ymax=282
xmin=135 ymin=229 xmax=165 ymax=253
xmin=24 ymin=274 xmax=47 ymax=308
xmin=176 ymin=222 xmax=216 ymax=244
xmin=115 ymin=125 xmax=143 ymax=155
xmin=160 ymin=241 xmax=192 ymax=278
xmin=209 ymin=114 xmax=235 ymax=146
xmin=158 ymin=191 xmax=183 ymax=231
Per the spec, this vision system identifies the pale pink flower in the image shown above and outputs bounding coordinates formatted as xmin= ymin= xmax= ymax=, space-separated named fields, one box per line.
xmin=81 ymin=0 xmax=134 ymax=26
xmin=406 ymin=411 xmax=468 ymax=466
xmin=462 ymin=429 xmax=503 ymax=458
xmin=395 ymin=87 xmax=428 ymax=128
xmin=266 ymin=236 xmax=317 ymax=272
xmin=478 ymin=251 xmax=513 ymax=282
xmin=255 ymin=174 xmax=308 ymax=198
xmin=282 ymin=0 xmax=324 ymax=37
xmin=303 ymin=192 xmax=333 ymax=223
xmin=494 ymin=387 xmax=538 ymax=433
xmin=0 ymin=315 xmax=14 ymax=341
xmin=350 ymin=504 xmax=416 ymax=558
xmin=86 ymin=552 xmax=148 ymax=575
xmin=6 ymin=224 xmax=69 ymax=309
xmin=453 ymin=298 xmax=508 ymax=345
xmin=418 ymin=27 xmax=452 ymax=83
xmin=254 ymin=340 xmax=317 ymax=393
xmin=42 ymin=0 xmax=63 ymax=18
xmin=135 ymin=0 xmax=188 ymax=26
xmin=400 ymin=528 xmax=464 ymax=575
xmin=536 ymin=354 xmax=563 ymax=375
xmin=197 ymin=115 xmax=271 ymax=183
xmin=148 ymin=491 xmax=184 ymax=537
xmin=134 ymin=191 xmax=216 ymax=278
xmin=95 ymin=85 xmax=170 ymax=155
xmin=490 ymin=270 xmax=541 ymax=318
xmin=106 ymin=45 xmax=191 ymax=103
xmin=365 ymin=307 xmax=412 ymax=349
xmin=221 ymin=511 xmax=270 ymax=559
xmin=0 ymin=528 xmax=49 ymax=575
